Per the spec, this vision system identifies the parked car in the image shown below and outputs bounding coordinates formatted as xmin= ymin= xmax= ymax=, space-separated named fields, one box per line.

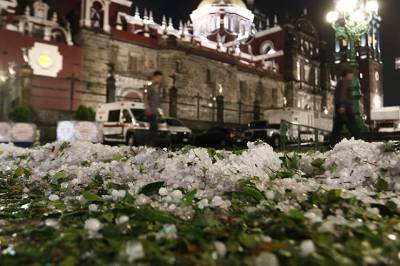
xmin=244 ymin=120 xmax=282 ymax=148
xmin=96 ymin=102 xmax=171 ymax=146
xmin=195 ymin=127 xmax=243 ymax=148
xmin=165 ymin=118 xmax=193 ymax=145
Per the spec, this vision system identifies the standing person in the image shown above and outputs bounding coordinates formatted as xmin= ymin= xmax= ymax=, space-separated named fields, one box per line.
xmin=144 ymin=71 xmax=163 ymax=146
xmin=329 ymin=68 xmax=361 ymax=147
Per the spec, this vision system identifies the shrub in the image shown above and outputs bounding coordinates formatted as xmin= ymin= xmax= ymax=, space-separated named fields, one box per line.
xmin=75 ymin=105 xmax=96 ymax=121
xmin=7 ymin=105 xmax=35 ymax=123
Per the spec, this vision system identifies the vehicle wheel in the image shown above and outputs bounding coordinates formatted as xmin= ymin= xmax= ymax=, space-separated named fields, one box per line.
xmin=126 ymin=134 xmax=136 ymax=147
xmin=272 ymin=135 xmax=281 ymax=149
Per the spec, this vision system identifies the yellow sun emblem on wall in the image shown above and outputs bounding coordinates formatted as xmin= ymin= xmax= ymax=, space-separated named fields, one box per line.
xmin=37 ymin=54 xmax=53 ymax=69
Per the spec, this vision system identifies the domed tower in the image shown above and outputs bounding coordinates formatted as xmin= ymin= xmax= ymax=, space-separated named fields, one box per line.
xmin=190 ymin=0 xmax=255 ymax=43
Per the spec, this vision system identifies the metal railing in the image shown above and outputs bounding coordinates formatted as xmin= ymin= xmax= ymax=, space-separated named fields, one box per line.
xmin=279 ymin=120 xmax=331 ymax=151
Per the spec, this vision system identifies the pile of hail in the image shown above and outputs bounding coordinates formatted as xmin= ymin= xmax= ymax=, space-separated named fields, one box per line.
xmin=0 ymin=139 xmax=399 ymax=265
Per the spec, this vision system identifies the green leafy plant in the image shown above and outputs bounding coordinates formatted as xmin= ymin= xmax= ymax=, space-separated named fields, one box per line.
xmin=311 ymin=158 xmax=326 ymax=170
xmin=6 ymin=105 xmax=35 ymax=123
xmin=272 ymin=153 xmax=301 ymax=179
xmin=74 ymin=105 xmax=96 ymax=121
xmin=375 ymin=177 xmax=390 ymax=193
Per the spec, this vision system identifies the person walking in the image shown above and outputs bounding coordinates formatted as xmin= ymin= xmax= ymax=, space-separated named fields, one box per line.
xmin=329 ymin=68 xmax=361 ymax=147
xmin=144 ymin=71 xmax=163 ymax=146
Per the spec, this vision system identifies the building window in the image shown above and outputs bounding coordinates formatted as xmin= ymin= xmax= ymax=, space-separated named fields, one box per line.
xmin=32 ymin=25 xmax=44 ymax=38
xmin=296 ymin=60 xmax=301 ymax=81
xmin=51 ymin=29 xmax=67 ymax=43
xmin=129 ymin=54 xmax=138 ymax=73
xmin=169 ymin=87 xmax=178 ymax=118
xmin=254 ymin=100 xmax=261 ymax=121
xmin=206 ymin=69 xmax=212 ymax=82
xmin=90 ymin=1 xmax=104 ymax=29
xmin=239 ymin=81 xmax=247 ymax=100
xmin=304 ymin=64 xmax=311 ymax=83
xmin=260 ymin=41 xmax=275 ymax=55
xmin=271 ymin=88 xmax=278 ymax=107
xmin=175 ymin=61 xmax=182 ymax=73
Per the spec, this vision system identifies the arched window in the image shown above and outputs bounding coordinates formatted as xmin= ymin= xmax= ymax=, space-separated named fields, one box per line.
xmin=260 ymin=41 xmax=275 ymax=55
xmin=90 ymin=1 xmax=104 ymax=29
xmin=51 ymin=29 xmax=67 ymax=43
xmin=123 ymin=90 xmax=142 ymax=102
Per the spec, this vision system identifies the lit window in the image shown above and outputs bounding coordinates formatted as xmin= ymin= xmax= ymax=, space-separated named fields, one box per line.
xmin=296 ymin=61 xmax=301 ymax=80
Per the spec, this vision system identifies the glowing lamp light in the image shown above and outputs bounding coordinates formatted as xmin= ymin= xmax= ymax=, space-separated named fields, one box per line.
xmin=366 ymin=0 xmax=379 ymax=13
xmin=218 ymin=84 xmax=223 ymax=94
xmin=326 ymin=11 xmax=339 ymax=23
xmin=0 ymin=74 xmax=6 ymax=82
xmin=373 ymin=94 xmax=382 ymax=109
xmin=37 ymin=54 xmax=53 ymax=69
xmin=350 ymin=10 xmax=366 ymax=23
xmin=336 ymin=0 xmax=357 ymax=12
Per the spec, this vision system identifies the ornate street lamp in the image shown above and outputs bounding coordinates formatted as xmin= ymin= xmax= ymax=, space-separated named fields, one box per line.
xmin=326 ymin=0 xmax=379 ymax=131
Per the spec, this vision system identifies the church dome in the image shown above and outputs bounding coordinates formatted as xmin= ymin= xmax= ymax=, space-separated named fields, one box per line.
xmin=198 ymin=0 xmax=247 ymax=8
xmin=191 ymin=0 xmax=254 ymax=43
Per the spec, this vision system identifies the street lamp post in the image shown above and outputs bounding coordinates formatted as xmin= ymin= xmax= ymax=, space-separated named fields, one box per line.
xmin=326 ymin=0 xmax=379 ymax=131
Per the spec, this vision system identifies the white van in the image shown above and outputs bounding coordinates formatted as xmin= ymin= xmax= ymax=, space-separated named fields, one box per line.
xmin=96 ymin=102 xmax=170 ymax=146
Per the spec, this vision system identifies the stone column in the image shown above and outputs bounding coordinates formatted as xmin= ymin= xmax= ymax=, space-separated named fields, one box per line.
xmin=103 ymin=0 xmax=111 ymax=33
xmin=85 ymin=0 xmax=91 ymax=28
xmin=80 ymin=0 xmax=86 ymax=26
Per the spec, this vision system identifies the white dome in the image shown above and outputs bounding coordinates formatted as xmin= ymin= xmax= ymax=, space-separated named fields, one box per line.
xmin=190 ymin=0 xmax=254 ymax=41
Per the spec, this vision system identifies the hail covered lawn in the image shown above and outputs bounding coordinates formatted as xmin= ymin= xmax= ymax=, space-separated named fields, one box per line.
xmin=0 ymin=140 xmax=400 ymax=266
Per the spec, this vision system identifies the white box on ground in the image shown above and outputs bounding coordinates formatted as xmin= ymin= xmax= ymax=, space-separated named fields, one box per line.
xmin=57 ymin=121 xmax=103 ymax=143
xmin=0 ymin=123 xmax=12 ymax=142
xmin=0 ymin=123 xmax=37 ymax=143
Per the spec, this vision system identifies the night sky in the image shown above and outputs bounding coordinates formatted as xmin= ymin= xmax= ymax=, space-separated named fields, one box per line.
xmin=133 ymin=0 xmax=400 ymax=106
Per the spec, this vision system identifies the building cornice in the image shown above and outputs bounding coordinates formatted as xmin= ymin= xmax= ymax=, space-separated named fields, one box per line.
xmin=111 ymin=0 xmax=132 ymax=7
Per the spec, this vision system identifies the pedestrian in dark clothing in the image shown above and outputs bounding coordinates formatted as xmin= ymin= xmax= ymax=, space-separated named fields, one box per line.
xmin=144 ymin=71 xmax=163 ymax=146
xmin=329 ymin=69 xmax=361 ymax=147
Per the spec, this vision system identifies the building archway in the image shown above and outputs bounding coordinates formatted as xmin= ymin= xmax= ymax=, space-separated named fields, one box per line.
xmin=121 ymin=89 xmax=143 ymax=102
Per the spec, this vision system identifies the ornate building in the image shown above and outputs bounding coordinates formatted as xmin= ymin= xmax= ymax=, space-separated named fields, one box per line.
xmin=0 ymin=0 xmax=365 ymax=140
xmin=0 ymin=0 xmax=81 ymax=139
xmin=334 ymin=9 xmax=383 ymax=122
